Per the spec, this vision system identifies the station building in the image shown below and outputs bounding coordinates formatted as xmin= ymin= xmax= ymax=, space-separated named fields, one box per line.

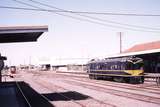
xmin=123 ymin=40 xmax=160 ymax=73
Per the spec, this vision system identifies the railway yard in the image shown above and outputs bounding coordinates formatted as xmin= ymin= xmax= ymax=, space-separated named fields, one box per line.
xmin=3 ymin=70 xmax=160 ymax=107
xmin=1 ymin=1 xmax=160 ymax=107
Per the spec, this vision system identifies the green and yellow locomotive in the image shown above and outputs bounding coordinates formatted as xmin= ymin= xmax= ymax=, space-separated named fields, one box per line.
xmin=87 ymin=56 xmax=144 ymax=84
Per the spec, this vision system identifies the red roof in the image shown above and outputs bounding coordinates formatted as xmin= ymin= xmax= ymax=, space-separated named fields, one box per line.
xmin=123 ymin=40 xmax=160 ymax=53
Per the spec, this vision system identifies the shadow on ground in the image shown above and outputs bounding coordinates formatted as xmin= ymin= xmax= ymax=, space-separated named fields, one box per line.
xmin=42 ymin=91 xmax=90 ymax=101
xmin=0 ymin=81 xmax=54 ymax=107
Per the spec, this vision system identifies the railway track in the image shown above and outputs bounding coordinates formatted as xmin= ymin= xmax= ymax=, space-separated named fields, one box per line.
xmin=54 ymin=72 xmax=160 ymax=90
xmin=28 ymin=71 xmax=160 ymax=96
xmin=32 ymin=77 xmax=116 ymax=107
xmin=34 ymin=80 xmax=86 ymax=107
xmin=16 ymin=75 xmax=85 ymax=107
xmin=0 ymin=80 xmax=53 ymax=107
xmin=62 ymin=78 xmax=160 ymax=105
xmin=15 ymin=81 xmax=32 ymax=107
xmin=69 ymin=77 xmax=160 ymax=94
xmin=30 ymin=73 xmax=160 ymax=107
xmin=16 ymin=71 xmax=160 ymax=107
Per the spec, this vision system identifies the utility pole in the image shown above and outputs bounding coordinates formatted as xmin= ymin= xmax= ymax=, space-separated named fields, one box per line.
xmin=29 ymin=56 xmax=31 ymax=65
xmin=119 ymin=32 xmax=122 ymax=53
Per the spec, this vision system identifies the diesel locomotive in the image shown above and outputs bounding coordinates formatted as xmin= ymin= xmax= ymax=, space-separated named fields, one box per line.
xmin=87 ymin=56 xmax=144 ymax=84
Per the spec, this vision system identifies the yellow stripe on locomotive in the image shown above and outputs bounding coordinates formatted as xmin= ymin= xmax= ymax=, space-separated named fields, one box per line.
xmin=124 ymin=70 xmax=144 ymax=76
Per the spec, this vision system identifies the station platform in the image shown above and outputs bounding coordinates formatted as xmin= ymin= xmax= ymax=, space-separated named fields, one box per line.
xmin=0 ymin=81 xmax=53 ymax=107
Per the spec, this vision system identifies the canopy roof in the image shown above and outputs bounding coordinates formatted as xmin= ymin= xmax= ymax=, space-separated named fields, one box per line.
xmin=0 ymin=25 xmax=48 ymax=43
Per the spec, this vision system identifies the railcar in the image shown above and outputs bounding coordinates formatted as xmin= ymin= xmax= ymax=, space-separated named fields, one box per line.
xmin=87 ymin=56 xmax=144 ymax=84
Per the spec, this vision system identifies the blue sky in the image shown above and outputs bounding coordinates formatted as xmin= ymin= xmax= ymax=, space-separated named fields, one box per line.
xmin=0 ymin=0 xmax=160 ymax=65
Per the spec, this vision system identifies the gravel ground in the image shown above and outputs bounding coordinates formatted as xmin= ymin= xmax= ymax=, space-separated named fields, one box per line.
xmin=7 ymin=71 xmax=160 ymax=107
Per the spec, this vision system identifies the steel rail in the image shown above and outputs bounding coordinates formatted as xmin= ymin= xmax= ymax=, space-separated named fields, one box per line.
xmin=15 ymin=81 xmax=32 ymax=107
xmin=34 ymin=78 xmax=116 ymax=107
xmin=34 ymin=80 xmax=86 ymax=107
xmin=64 ymin=79 xmax=160 ymax=105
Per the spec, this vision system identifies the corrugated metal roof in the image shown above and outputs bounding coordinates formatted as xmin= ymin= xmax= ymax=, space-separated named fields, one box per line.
xmin=0 ymin=25 xmax=48 ymax=43
xmin=123 ymin=40 xmax=160 ymax=53
xmin=102 ymin=41 xmax=160 ymax=59
xmin=107 ymin=49 xmax=160 ymax=58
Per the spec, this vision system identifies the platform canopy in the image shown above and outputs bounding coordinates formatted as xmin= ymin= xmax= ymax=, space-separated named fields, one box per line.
xmin=0 ymin=25 xmax=48 ymax=43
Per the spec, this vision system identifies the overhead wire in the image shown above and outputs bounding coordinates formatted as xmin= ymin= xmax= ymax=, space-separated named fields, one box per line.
xmin=0 ymin=6 xmax=55 ymax=11
xmin=59 ymin=11 xmax=160 ymax=17
xmin=4 ymin=0 xmax=160 ymax=33
xmin=28 ymin=0 xmax=160 ymax=32
xmin=1 ymin=5 xmax=136 ymax=31
xmin=0 ymin=6 xmax=84 ymax=13
xmin=3 ymin=0 xmax=160 ymax=17
xmin=26 ymin=0 xmax=160 ymax=17
xmin=11 ymin=0 xmax=140 ymax=31
xmin=1 ymin=5 xmax=160 ymax=31
xmin=28 ymin=0 xmax=160 ymax=31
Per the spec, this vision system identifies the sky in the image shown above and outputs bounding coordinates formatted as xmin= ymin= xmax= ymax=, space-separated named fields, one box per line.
xmin=0 ymin=0 xmax=160 ymax=65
